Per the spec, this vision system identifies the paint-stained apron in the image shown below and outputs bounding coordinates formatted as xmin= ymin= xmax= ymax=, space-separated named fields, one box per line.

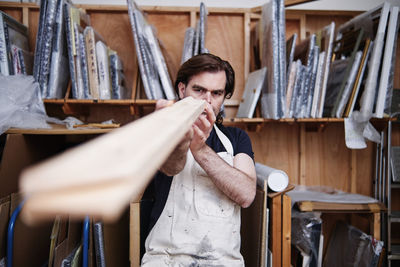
xmin=141 ymin=125 xmax=243 ymax=267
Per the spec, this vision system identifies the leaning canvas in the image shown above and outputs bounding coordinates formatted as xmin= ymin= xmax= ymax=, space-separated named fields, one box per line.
xmin=236 ymin=67 xmax=267 ymax=118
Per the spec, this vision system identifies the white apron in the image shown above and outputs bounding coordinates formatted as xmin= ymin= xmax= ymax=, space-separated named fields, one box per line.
xmin=141 ymin=125 xmax=244 ymax=267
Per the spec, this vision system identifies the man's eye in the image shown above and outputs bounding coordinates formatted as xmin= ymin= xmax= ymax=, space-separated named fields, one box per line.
xmin=213 ymin=91 xmax=224 ymax=96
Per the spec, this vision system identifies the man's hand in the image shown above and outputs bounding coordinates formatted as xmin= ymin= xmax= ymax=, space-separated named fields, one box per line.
xmin=155 ymin=99 xmax=174 ymax=110
xmin=190 ymin=103 xmax=215 ymax=153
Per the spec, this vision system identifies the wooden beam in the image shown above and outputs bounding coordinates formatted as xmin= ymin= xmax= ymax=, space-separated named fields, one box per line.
xmin=19 ymin=97 xmax=206 ymax=223
xmin=299 ymin=124 xmax=306 ymax=185
xmin=282 ymin=194 xmax=291 ymax=267
xmin=351 ymin=149 xmax=357 ymax=193
xmin=244 ymin=12 xmax=251 ymax=82
xmin=190 ymin=10 xmax=196 ymax=28
xmin=270 ymin=195 xmax=282 ymax=267
xmin=296 ymin=201 xmax=386 ymax=213
xmin=130 ymin=202 xmax=140 ymax=267
xmin=22 ymin=7 xmax=29 ymax=27
xmin=285 ymin=0 xmax=317 ymax=7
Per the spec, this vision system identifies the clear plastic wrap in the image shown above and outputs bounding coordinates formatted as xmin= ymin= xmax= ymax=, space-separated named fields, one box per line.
xmin=96 ymin=40 xmax=111 ymax=99
xmin=291 ymin=210 xmax=322 ymax=267
xmin=38 ymin=0 xmax=57 ymax=98
xmin=143 ymin=25 xmax=175 ymax=100
xmin=260 ymin=0 xmax=285 ymax=119
xmin=285 ymin=60 xmax=297 ymax=118
xmin=335 ymin=51 xmax=362 ymax=118
xmin=323 ymin=58 xmax=349 ymax=117
xmin=294 ymin=64 xmax=307 ymax=118
xmin=0 ymin=75 xmax=85 ymax=134
xmin=287 ymin=185 xmax=379 ymax=205
xmin=301 ymin=35 xmax=316 ymax=118
xmin=306 ymin=46 xmax=320 ymax=117
xmin=310 ymin=51 xmax=326 ymax=118
xmin=110 ymin=53 xmax=128 ymax=99
xmin=0 ymin=74 xmax=50 ymax=134
xmin=127 ymin=1 xmax=151 ymax=99
xmin=260 ymin=0 xmax=280 ymax=119
xmin=199 ymin=2 xmax=208 ymax=54
xmin=47 ymin=0 xmax=70 ymax=99
xmin=323 ymin=221 xmax=383 ymax=267
xmin=127 ymin=0 xmax=176 ymax=100
xmin=289 ymin=62 xmax=304 ymax=118
xmin=316 ymin=22 xmax=335 ymax=118
xmin=79 ymin=32 xmax=90 ymax=99
xmin=181 ymin=27 xmax=195 ymax=64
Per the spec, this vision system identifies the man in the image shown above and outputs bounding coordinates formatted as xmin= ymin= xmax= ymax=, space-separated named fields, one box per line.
xmin=141 ymin=53 xmax=256 ymax=267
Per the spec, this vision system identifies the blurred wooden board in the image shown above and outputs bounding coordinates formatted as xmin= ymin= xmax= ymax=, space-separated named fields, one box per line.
xmin=19 ymin=97 xmax=205 ymax=223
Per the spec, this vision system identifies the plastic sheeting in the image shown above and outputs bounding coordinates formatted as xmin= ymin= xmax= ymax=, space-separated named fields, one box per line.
xmin=323 ymin=221 xmax=383 ymax=267
xmin=0 ymin=74 xmax=51 ymax=134
xmin=260 ymin=0 xmax=286 ymax=119
xmin=287 ymin=185 xmax=379 ymax=207
xmin=291 ymin=210 xmax=322 ymax=267
xmin=0 ymin=74 xmax=85 ymax=135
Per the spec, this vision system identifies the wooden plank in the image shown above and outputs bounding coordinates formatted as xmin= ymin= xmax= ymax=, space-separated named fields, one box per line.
xmin=244 ymin=12 xmax=250 ymax=82
xmin=19 ymin=98 xmax=206 ymax=223
xmin=282 ymin=194 xmax=291 ymax=267
xmin=299 ymin=124 xmax=306 ymax=185
xmin=0 ymin=1 xmax=38 ymax=8
xmin=285 ymin=0 xmax=316 ymax=7
xmin=270 ymin=195 xmax=282 ymax=267
xmin=297 ymin=201 xmax=386 ymax=212
xmin=75 ymin=4 xmax=253 ymax=14
xmin=285 ymin=9 xmax=361 ymax=17
xmin=260 ymin=187 xmax=267 ymax=267
xmin=299 ymin=14 xmax=306 ymax=40
xmin=6 ymin=125 xmax=112 ymax=135
xmin=190 ymin=10 xmax=196 ymax=28
xmin=351 ymin=149 xmax=357 ymax=193
xmin=22 ymin=6 xmax=28 ymax=26
xmin=372 ymin=212 xmax=381 ymax=240
xmin=142 ymin=6 xmax=252 ymax=14
xmin=268 ymin=184 xmax=295 ymax=198
xmin=129 ymin=202 xmax=140 ymax=267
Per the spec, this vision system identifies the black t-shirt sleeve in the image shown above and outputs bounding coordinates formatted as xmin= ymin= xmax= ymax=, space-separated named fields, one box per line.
xmin=231 ymin=127 xmax=254 ymax=160
xmin=218 ymin=125 xmax=254 ymax=161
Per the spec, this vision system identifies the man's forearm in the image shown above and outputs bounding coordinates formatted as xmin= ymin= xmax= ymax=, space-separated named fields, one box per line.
xmin=159 ymin=143 xmax=189 ymax=176
xmin=192 ymin=145 xmax=256 ymax=208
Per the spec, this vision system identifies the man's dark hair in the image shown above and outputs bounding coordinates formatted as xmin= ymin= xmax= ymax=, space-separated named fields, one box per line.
xmin=174 ymin=53 xmax=235 ymax=124
xmin=175 ymin=53 xmax=235 ymax=99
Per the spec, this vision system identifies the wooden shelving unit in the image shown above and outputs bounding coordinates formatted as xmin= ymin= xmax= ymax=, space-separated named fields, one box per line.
xmin=1 ymin=1 xmax=398 ymax=266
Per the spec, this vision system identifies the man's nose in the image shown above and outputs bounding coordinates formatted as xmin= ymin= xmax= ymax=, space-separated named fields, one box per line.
xmin=204 ymin=91 xmax=211 ymax=103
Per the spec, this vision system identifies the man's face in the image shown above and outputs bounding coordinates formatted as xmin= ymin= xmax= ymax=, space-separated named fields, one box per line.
xmin=178 ymin=71 xmax=226 ymax=117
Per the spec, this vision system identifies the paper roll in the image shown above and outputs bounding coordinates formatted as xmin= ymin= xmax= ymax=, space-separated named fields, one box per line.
xmin=255 ymin=162 xmax=289 ymax=192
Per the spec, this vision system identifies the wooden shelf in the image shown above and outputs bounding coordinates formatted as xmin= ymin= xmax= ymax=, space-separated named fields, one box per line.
xmin=5 ymin=123 xmax=113 ymax=135
xmin=43 ymin=99 xmax=136 ymax=105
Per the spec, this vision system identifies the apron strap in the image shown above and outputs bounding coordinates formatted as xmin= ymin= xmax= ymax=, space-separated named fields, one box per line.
xmin=213 ymin=124 xmax=234 ymax=156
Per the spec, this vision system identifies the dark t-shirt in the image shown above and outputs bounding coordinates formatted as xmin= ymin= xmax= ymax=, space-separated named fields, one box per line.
xmin=143 ymin=123 xmax=254 ymax=235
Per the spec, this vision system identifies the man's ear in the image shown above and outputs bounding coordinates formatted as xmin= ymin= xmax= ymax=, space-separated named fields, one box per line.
xmin=178 ymin=82 xmax=185 ymax=99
